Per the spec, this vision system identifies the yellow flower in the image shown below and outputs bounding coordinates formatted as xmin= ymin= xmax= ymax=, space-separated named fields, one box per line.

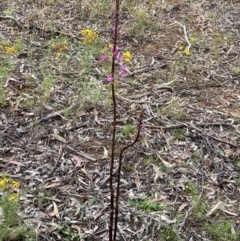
xmin=0 ymin=178 xmax=19 ymax=191
xmin=183 ymin=48 xmax=190 ymax=56
xmin=178 ymin=45 xmax=184 ymax=51
xmin=0 ymin=178 xmax=9 ymax=190
xmin=12 ymin=180 xmax=20 ymax=189
xmin=52 ymin=42 xmax=68 ymax=52
xmin=103 ymin=43 xmax=114 ymax=53
xmin=108 ymin=44 xmax=114 ymax=49
xmin=81 ymin=29 xmax=98 ymax=45
xmin=190 ymin=37 xmax=195 ymax=43
xmin=5 ymin=46 xmax=17 ymax=54
xmin=123 ymin=51 xmax=132 ymax=63
xmin=51 ymin=41 xmax=68 ymax=57
xmin=9 ymin=193 xmax=19 ymax=201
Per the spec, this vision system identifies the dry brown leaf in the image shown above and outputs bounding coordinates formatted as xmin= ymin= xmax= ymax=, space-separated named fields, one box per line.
xmin=8 ymin=158 xmax=26 ymax=166
xmin=94 ymin=108 xmax=101 ymax=124
xmin=158 ymin=195 xmax=168 ymax=201
xmin=154 ymin=192 xmax=168 ymax=202
xmin=52 ymin=201 xmax=60 ymax=219
xmin=102 ymin=147 xmax=108 ymax=159
xmin=178 ymin=203 xmax=189 ymax=213
xmin=94 ymin=205 xmax=108 ymax=220
xmin=4 ymin=76 xmax=20 ymax=87
xmin=160 ymin=215 xmax=176 ymax=224
xmin=210 ymin=173 xmax=218 ymax=183
xmin=203 ymin=159 xmax=213 ymax=168
xmin=71 ymin=155 xmax=84 ymax=167
xmin=221 ymin=209 xmax=238 ymax=216
xmin=81 ymin=167 xmax=89 ymax=176
xmin=134 ymin=176 xmax=141 ymax=191
xmin=174 ymin=158 xmax=183 ymax=164
xmin=225 ymin=148 xmax=235 ymax=158
xmin=151 ymin=164 xmax=161 ymax=183
xmin=228 ymin=199 xmax=237 ymax=204
xmin=206 ymin=201 xmax=223 ymax=216
xmin=148 ymin=197 xmax=158 ymax=204
xmin=45 ymin=182 xmax=60 ymax=189
xmin=78 ymin=176 xmax=88 ymax=186
xmin=157 ymin=152 xmax=176 ymax=168
xmin=178 ymin=167 xmax=191 ymax=174
xmin=51 ymin=133 xmax=67 ymax=143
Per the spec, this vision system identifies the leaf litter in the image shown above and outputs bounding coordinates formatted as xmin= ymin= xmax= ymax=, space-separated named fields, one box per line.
xmin=0 ymin=0 xmax=240 ymax=240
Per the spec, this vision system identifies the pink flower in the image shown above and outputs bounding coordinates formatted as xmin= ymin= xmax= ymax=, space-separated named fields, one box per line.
xmin=116 ymin=53 xmax=124 ymax=62
xmin=119 ymin=64 xmax=128 ymax=79
xmin=105 ymin=74 xmax=114 ymax=84
xmin=100 ymin=54 xmax=108 ymax=62
xmin=112 ymin=46 xmax=121 ymax=58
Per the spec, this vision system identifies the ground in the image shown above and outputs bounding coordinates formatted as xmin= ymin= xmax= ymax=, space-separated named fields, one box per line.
xmin=0 ymin=0 xmax=240 ymax=240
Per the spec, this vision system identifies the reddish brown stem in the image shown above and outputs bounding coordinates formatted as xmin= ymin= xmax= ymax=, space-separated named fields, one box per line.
xmin=109 ymin=1 xmax=120 ymax=241
xmin=113 ymin=109 xmax=145 ymax=240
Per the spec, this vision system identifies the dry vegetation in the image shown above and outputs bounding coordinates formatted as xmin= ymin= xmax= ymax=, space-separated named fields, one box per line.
xmin=0 ymin=0 xmax=240 ymax=240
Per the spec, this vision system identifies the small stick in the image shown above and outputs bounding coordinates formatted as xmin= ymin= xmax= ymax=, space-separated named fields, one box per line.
xmin=178 ymin=121 xmax=238 ymax=148
xmin=174 ymin=21 xmax=191 ymax=50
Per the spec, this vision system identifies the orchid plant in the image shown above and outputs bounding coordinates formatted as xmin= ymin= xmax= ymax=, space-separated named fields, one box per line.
xmin=99 ymin=1 xmax=145 ymax=240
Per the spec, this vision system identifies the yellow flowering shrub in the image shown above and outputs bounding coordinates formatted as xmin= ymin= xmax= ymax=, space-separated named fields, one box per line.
xmin=0 ymin=177 xmax=19 ymax=191
xmin=0 ymin=177 xmax=20 ymax=201
xmin=81 ymin=29 xmax=98 ymax=45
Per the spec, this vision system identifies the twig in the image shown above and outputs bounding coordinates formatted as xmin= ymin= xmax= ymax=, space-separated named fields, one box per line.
xmin=49 ymin=145 xmax=64 ymax=175
xmin=118 ymin=227 xmax=127 ymax=241
xmin=145 ymin=122 xmax=236 ymax=130
xmin=66 ymin=145 xmax=97 ymax=162
xmin=178 ymin=121 xmax=238 ymax=148
xmin=27 ymin=101 xmax=80 ymax=128
xmin=178 ymin=184 xmax=203 ymax=233
xmin=116 ymin=95 xmax=166 ymax=107
xmin=0 ymin=15 xmax=80 ymax=39
xmin=125 ymin=64 xmax=168 ymax=77
xmin=179 ymin=146 xmax=205 ymax=234
xmin=174 ymin=21 xmax=191 ymax=50
xmin=0 ymin=15 xmax=23 ymax=28
xmin=100 ymin=166 xmax=119 ymax=187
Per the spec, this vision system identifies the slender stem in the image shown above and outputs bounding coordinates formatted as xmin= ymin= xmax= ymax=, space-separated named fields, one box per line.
xmin=113 ymin=109 xmax=145 ymax=240
xmin=109 ymin=1 xmax=120 ymax=241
